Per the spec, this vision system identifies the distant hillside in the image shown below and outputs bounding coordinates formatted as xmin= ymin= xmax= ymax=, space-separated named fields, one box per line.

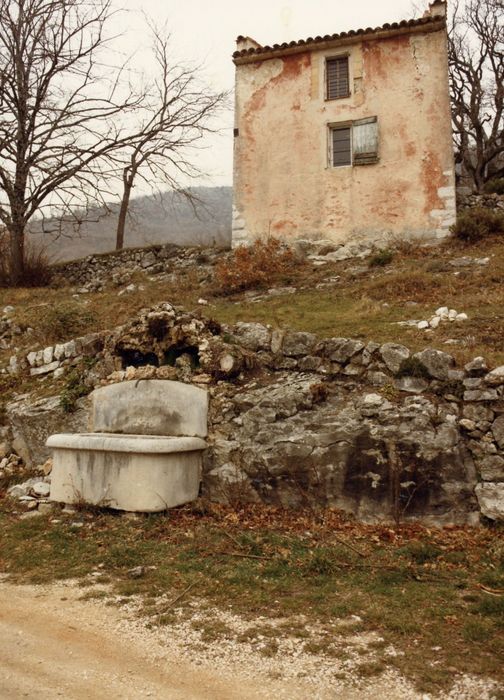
xmin=29 ymin=186 xmax=232 ymax=262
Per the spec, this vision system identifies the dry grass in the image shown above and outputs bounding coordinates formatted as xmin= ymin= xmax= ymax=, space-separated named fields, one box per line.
xmin=2 ymin=235 xmax=504 ymax=389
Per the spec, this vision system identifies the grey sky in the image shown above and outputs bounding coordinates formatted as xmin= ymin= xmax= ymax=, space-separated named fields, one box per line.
xmin=118 ymin=0 xmax=419 ymax=188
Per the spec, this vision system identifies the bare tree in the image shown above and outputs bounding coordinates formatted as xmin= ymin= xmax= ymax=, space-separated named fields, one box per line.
xmin=114 ymin=26 xmax=227 ymax=251
xmin=0 ymin=0 xmax=146 ymax=284
xmin=448 ymin=0 xmax=504 ymax=191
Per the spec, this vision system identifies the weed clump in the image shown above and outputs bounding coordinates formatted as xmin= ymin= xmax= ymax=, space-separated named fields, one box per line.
xmin=483 ymin=178 xmax=504 ymax=195
xmin=369 ymin=248 xmax=394 ymax=268
xmin=40 ymin=303 xmax=95 ymax=342
xmin=0 ymin=231 xmax=53 ymax=287
xmin=60 ymin=369 xmax=92 ymax=413
xmin=214 ymin=237 xmax=301 ymax=295
xmin=451 ymin=207 xmax=504 ymax=243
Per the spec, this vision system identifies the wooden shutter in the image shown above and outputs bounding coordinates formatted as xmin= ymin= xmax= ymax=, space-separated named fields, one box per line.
xmin=326 ymin=57 xmax=349 ymax=100
xmin=353 ymin=116 xmax=379 ymax=165
xmin=332 ymin=127 xmax=352 ymax=167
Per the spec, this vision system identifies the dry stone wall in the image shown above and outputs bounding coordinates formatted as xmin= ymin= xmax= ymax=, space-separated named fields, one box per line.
xmin=3 ymin=304 xmax=504 ymax=524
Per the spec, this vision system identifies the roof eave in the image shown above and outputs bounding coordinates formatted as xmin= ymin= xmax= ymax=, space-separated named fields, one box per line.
xmin=233 ymin=17 xmax=446 ymax=66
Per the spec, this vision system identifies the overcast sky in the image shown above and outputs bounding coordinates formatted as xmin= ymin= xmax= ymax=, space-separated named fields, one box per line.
xmin=117 ymin=0 xmax=419 ymax=189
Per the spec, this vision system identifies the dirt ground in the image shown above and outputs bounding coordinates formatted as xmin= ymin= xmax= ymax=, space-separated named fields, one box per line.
xmin=0 ymin=581 xmax=500 ymax=700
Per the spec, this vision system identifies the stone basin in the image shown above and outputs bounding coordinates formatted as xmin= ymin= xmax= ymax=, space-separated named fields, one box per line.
xmin=47 ymin=380 xmax=208 ymax=512
xmin=48 ymin=433 xmax=206 ymax=512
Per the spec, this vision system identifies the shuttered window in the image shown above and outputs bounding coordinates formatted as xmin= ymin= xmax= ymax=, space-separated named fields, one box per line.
xmin=326 ymin=57 xmax=349 ymax=100
xmin=332 ymin=127 xmax=352 ymax=167
xmin=330 ymin=117 xmax=379 ymax=168
xmin=352 ymin=117 xmax=379 ymax=164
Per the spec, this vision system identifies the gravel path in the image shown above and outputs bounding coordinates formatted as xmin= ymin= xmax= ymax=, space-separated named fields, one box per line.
xmin=0 ymin=581 xmax=498 ymax=699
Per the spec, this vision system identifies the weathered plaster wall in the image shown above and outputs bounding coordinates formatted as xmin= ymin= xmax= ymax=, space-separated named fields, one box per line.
xmin=232 ymin=26 xmax=455 ymax=246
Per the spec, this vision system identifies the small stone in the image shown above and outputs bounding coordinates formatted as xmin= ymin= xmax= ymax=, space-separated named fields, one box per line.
xmin=231 ymin=322 xmax=271 ymax=352
xmin=32 ymin=482 xmax=50 ymax=498
xmin=417 ymin=321 xmax=429 ymax=330
xmin=30 ymin=361 xmax=60 ymax=376
xmin=455 ymin=313 xmax=468 ymax=321
xmin=328 ymin=338 xmax=365 ymax=364
xmin=43 ymin=346 xmax=54 ymax=364
xmin=479 ymin=456 xmax=504 ymax=481
xmin=380 ymin=343 xmax=410 ymax=373
xmin=435 ymin=306 xmax=449 ymax=317
xmin=362 ymin=393 xmax=383 ymax=406
xmin=464 ymin=389 xmax=499 ymax=402
xmin=475 ymin=483 xmax=504 ymax=520
xmin=464 ymin=357 xmax=488 ymax=376
xmin=197 ymin=298 xmax=208 ymax=305
xmin=395 ymin=377 xmax=429 ymax=393
xmin=491 ymin=415 xmax=504 ymax=449
xmin=485 ymin=366 xmax=504 ymax=387
xmin=429 ymin=316 xmax=441 ymax=329
xmin=128 ymin=566 xmax=145 ymax=579
xmin=459 ymin=419 xmax=476 ymax=431
xmin=448 ymin=309 xmax=458 ymax=320
xmin=413 ymin=348 xmax=454 ymax=380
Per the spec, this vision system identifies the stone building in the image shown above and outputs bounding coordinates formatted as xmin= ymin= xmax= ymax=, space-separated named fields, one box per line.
xmin=232 ymin=0 xmax=456 ymax=247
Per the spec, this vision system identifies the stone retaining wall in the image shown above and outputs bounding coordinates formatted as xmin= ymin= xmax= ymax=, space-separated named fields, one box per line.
xmin=4 ymin=304 xmax=504 ymax=524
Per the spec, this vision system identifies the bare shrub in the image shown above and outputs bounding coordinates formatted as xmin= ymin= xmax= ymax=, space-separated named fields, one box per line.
xmin=0 ymin=230 xmax=52 ymax=287
xmin=451 ymin=208 xmax=504 ymax=243
xmin=213 ymin=238 xmax=301 ymax=295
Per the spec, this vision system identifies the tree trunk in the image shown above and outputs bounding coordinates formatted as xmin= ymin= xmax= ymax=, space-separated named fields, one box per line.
xmin=116 ymin=175 xmax=133 ymax=251
xmin=8 ymin=224 xmax=25 ymax=285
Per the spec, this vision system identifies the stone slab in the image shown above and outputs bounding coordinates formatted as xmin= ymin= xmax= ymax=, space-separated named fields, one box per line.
xmin=91 ymin=380 xmax=208 ymax=438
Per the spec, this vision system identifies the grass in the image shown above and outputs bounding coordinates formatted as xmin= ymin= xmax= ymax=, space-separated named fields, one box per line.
xmin=3 ymin=235 xmax=504 ymax=394
xmin=0 ymin=500 xmax=502 ymax=693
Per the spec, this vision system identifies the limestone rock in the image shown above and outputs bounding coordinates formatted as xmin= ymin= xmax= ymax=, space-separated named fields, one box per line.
xmin=464 ymin=357 xmax=488 ymax=376
xmin=485 ymin=366 xmax=504 ymax=387
xmin=231 ymin=322 xmax=271 ymax=352
xmin=328 ymin=338 xmax=365 ymax=364
xmin=282 ymin=331 xmax=317 ymax=357
xmin=380 ymin=343 xmax=410 ymax=374
xmin=395 ymin=377 xmax=429 ymax=394
xmin=464 ymin=389 xmax=499 ymax=402
xmin=475 ymin=483 xmax=504 ymax=520
xmin=491 ymin=415 xmax=504 ymax=449
xmin=413 ymin=348 xmax=454 ymax=380
xmin=479 ymin=456 xmax=504 ymax=482
xmin=7 ymin=395 xmax=91 ymax=467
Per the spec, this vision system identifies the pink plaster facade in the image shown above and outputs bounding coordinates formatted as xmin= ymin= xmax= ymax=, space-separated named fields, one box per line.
xmin=232 ymin=1 xmax=456 ymax=247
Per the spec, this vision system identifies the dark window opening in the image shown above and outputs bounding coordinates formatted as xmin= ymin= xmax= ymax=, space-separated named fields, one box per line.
xmin=332 ymin=126 xmax=352 ymax=167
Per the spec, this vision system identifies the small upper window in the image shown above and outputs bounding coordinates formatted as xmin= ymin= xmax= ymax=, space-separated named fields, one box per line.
xmin=326 ymin=57 xmax=350 ymax=100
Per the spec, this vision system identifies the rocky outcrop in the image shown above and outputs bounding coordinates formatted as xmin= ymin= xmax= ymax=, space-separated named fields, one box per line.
xmin=4 ymin=305 xmax=504 ymax=524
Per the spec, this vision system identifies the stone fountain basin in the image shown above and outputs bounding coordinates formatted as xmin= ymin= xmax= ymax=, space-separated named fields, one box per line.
xmin=47 ymin=433 xmax=206 ymax=512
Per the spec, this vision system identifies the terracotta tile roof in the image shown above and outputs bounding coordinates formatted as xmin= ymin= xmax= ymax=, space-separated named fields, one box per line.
xmin=233 ymin=15 xmax=445 ymax=63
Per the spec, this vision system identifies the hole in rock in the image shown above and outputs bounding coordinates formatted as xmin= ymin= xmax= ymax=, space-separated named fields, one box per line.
xmin=120 ymin=349 xmax=159 ymax=369
xmin=163 ymin=344 xmax=200 ymax=368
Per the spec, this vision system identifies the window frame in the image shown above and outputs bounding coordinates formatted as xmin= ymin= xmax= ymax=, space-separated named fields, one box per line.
xmin=325 ymin=55 xmax=351 ymax=101
xmin=328 ymin=117 xmax=379 ymax=169
xmin=328 ymin=122 xmax=353 ymax=169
